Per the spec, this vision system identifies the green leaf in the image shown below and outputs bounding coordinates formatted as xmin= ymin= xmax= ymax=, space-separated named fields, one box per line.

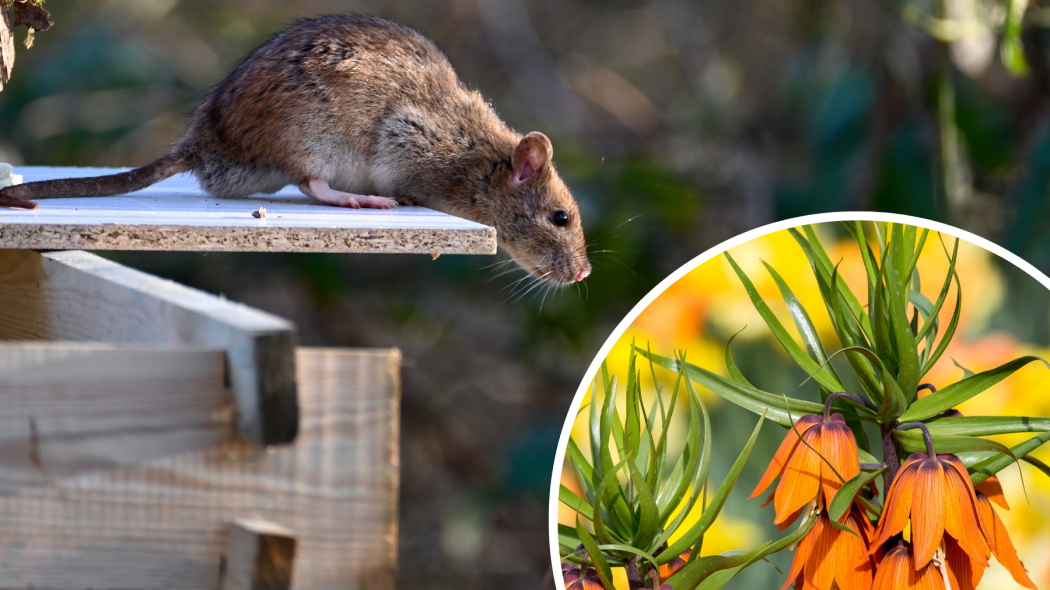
xmin=558 ymin=524 xmax=582 ymax=556
xmin=724 ymin=252 xmax=846 ymax=393
xmin=665 ymin=555 xmax=747 ymax=590
xmin=925 ymin=415 xmax=1050 ymax=436
xmin=724 ymin=329 xmax=754 ymax=388
xmin=625 ymin=341 xmax=642 ymax=460
xmin=567 ymin=438 xmax=599 ymax=503
xmin=627 ymin=451 xmax=661 ymax=549
xmin=970 ymin=431 xmax=1050 ymax=485
xmin=660 ymin=413 xmax=765 ymax=561
xmin=843 ymin=220 xmax=878 ymax=292
xmin=597 ymin=372 xmax=634 ymax=535
xmin=637 ymin=348 xmax=832 ymax=427
xmin=655 ymin=362 xmax=713 ymax=546
xmin=577 ymin=515 xmax=616 ymax=590
xmin=828 ymin=346 xmax=907 ymax=422
xmin=952 ymin=358 xmax=975 ymax=378
xmin=689 ymin=509 xmax=819 ymax=590
xmin=561 ymin=484 xmax=593 ymax=515
xmin=912 ymin=238 xmax=957 ymax=346
xmin=592 ymin=453 xmax=634 ymax=546
xmin=886 ymin=224 xmax=922 ymax=396
xmin=762 ymin=260 xmax=845 ymax=388
xmin=829 ymin=263 xmax=883 ymax=403
xmin=900 ymin=356 xmax=1050 ymax=422
xmin=655 ymin=362 xmax=705 ymax=523
xmin=597 ymin=544 xmax=659 ymax=569
xmin=1022 ymin=455 xmax=1050 ymax=480
xmin=829 ymin=469 xmax=887 ymax=525
xmin=894 ymin=431 xmax=1017 ymax=459
xmin=919 ymin=238 xmax=962 ymax=378
xmin=858 ymin=447 xmax=879 ymax=464
xmin=791 ymin=227 xmax=875 ymax=347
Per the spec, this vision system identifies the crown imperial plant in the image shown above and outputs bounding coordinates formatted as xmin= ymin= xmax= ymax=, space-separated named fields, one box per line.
xmin=561 ymin=222 xmax=1050 ymax=590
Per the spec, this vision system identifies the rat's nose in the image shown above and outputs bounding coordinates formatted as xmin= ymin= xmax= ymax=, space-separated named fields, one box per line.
xmin=575 ymin=266 xmax=591 ymax=282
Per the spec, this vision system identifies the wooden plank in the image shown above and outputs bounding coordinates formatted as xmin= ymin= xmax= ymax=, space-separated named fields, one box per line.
xmin=0 ymin=249 xmax=298 ymax=446
xmin=0 ymin=341 xmax=235 ymax=490
xmin=0 ymin=347 xmax=400 ymax=590
xmin=0 ymin=166 xmax=497 ymax=254
xmin=221 ymin=519 xmax=298 ymax=590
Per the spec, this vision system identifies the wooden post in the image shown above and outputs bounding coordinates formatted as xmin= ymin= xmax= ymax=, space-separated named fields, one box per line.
xmin=0 ymin=347 xmax=400 ymax=589
xmin=221 ymin=519 xmax=298 ymax=590
xmin=0 ymin=249 xmax=298 ymax=446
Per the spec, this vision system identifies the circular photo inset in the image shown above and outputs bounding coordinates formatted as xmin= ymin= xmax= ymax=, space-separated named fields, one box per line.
xmin=553 ymin=214 xmax=1050 ymax=590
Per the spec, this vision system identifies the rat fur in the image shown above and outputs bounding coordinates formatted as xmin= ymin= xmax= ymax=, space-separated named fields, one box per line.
xmin=0 ymin=15 xmax=592 ymax=284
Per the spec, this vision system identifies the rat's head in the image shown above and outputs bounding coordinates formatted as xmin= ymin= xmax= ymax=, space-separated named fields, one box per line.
xmin=491 ymin=132 xmax=591 ymax=285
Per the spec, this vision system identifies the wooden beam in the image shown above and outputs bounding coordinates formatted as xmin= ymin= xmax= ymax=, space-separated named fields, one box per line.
xmin=0 ymin=249 xmax=298 ymax=446
xmin=0 ymin=166 xmax=497 ymax=255
xmin=0 ymin=341 xmax=235 ymax=489
xmin=221 ymin=519 xmax=298 ymax=590
xmin=0 ymin=347 xmax=400 ymax=589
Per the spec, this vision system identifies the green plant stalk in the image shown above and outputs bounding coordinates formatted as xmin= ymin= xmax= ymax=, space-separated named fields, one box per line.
xmin=934 ymin=0 xmax=966 ymax=219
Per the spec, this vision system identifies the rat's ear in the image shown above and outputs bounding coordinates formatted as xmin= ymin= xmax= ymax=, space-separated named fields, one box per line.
xmin=511 ymin=132 xmax=552 ymax=189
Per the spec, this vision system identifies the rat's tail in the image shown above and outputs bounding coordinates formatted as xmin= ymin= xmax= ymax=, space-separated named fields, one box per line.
xmin=0 ymin=155 xmax=189 ymax=210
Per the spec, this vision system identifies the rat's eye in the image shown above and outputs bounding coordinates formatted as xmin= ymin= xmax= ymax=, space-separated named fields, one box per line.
xmin=551 ymin=211 xmax=569 ymax=227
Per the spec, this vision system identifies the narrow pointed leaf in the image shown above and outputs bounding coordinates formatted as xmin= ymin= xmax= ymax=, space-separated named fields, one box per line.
xmin=900 ymin=356 xmax=1050 ymax=422
xmin=561 ymin=484 xmax=592 ymax=515
xmin=762 ymin=261 xmax=845 ymax=387
xmin=567 ymin=438 xmax=599 ymax=502
xmin=577 ymin=515 xmax=615 ymax=590
xmin=689 ymin=509 xmax=819 ymax=590
xmin=829 ymin=468 xmax=887 ymax=524
xmin=654 ymin=371 xmax=715 ymax=548
xmin=970 ymin=431 xmax=1050 ymax=485
xmin=791 ymin=227 xmax=875 ymax=347
xmin=724 ymin=329 xmax=754 ymax=388
xmin=894 ymin=431 xmax=1017 ymax=458
xmin=637 ymin=348 xmax=830 ymax=427
xmin=724 ymin=252 xmax=845 ymax=393
xmin=920 ymin=239 xmax=963 ymax=377
xmin=627 ymin=454 xmax=660 ymax=548
xmin=926 ymin=415 xmax=1050 ymax=436
xmin=886 ymin=224 xmax=922 ymax=396
xmin=664 ymin=555 xmax=747 ymax=590
xmin=660 ymin=414 xmax=765 ymax=561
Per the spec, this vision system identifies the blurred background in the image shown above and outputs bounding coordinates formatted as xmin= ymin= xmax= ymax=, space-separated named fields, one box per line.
xmin=561 ymin=223 xmax=1050 ymax=588
xmin=2 ymin=1 xmax=1050 ymax=588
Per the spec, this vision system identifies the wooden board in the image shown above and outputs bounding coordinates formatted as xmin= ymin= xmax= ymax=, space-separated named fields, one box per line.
xmin=0 ymin=347 xmax=401 ymax=590
xmin=0 ymin=249 xmax=298 ymax=446
xmin=0 ymin=342 xmax=234 ymax=490
xmin=0 ymin=166 xmax=497 ymax=254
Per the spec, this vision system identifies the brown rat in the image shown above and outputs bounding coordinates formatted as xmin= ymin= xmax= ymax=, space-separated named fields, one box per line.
xmin=0 ymin=15 xmax=592 ymax=284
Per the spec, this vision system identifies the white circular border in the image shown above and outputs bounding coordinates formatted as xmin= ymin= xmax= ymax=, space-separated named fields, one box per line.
xmin=548 ymin=211 xmax=1050 ymax=581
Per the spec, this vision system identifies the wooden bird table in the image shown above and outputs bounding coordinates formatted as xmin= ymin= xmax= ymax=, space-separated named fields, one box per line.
xmin=0 ymin=167 xmax=497 ymax=590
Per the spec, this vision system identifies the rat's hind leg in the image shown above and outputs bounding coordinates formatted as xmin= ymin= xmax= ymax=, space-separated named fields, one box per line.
xmin=298 ymin=179 xmax=398 ymax=209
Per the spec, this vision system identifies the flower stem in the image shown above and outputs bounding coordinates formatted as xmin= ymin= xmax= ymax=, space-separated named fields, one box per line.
xmin=626 ymin=555 xmax=644 ymax=590
xmin=823 ymin=392 xmax=878 ymax=421
xmin=881 ymin=425 xmax=901 ymax=492
xmin=896 ymin=422 xmax=937 ymax=456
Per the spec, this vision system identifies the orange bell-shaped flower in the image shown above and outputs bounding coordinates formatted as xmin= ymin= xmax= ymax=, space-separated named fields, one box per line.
xmin=870 ymin=451 xmax=989 ymax=571
xmin=872 ymin=541 xmax=960 ymax=590
xmin=945 ymin=476 xmax=1036 ymax=590
xmin=782 ymin=504 xmax=880 ymax=590
xmin=750 ymin=413 xmax=860 ymax=525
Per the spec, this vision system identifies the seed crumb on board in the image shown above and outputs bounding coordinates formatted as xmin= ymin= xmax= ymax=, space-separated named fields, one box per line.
xmin=252 ymin=207 xmax=267 ymax=219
